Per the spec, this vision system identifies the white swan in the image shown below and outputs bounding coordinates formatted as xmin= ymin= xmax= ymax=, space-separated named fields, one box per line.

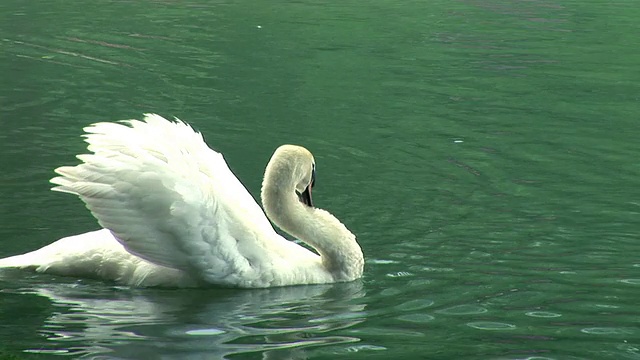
xmin=0 ymin=114 xmax=364 ymax=288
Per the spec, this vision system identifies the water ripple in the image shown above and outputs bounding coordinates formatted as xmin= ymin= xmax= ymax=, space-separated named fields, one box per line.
xmin=436 ymin=304 xmax=488 ymax=315
xmin=467 ymin=322 xmax=516 ymax=331
xmin=184 ymin=328 xmax=226 ymax=336
xmin=386 ymin=271 xmax=414 ymax=278
xmin=620 ymin=279 xmax=640 ymax=285
xmin=580 ymin=327 xmax=635 ymax=335
xmin=525 ymin=311 xmax=562 ymax=318
xmin=395 ymin=299 xmax=435 ymax=311
xmin=396 ymin=314 xmax=435 ymax=323
xmin=338 ymin=344 xmax=387 ymax=353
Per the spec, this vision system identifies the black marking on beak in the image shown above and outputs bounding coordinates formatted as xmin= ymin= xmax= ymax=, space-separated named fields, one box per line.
xmin=296 ymin=164 xmax=316 ymax=207
xmin=297 ymin=186 xmax=313 ymax=207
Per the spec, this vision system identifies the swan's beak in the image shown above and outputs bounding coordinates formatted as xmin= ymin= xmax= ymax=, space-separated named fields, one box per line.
xmin=297 ymin=185 xmax=313 ymax=207
xmin=297 ymin=164 xmax=315 ymax=207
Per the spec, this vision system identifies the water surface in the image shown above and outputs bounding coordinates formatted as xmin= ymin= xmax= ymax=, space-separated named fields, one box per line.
xmin=1 ymin=0 xmax=639 ymax=359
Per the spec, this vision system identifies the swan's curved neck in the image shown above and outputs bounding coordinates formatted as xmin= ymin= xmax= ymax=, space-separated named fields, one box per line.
xmin=261 ymin=170 xmax=363 ymax=281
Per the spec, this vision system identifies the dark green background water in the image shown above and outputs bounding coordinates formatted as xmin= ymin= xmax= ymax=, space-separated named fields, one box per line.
xmin=1 ymin=0 xmax=639 ymax=359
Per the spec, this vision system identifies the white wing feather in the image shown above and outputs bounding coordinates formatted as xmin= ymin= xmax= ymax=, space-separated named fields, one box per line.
xmin=50 ymin=114 xmax=277 ymax=285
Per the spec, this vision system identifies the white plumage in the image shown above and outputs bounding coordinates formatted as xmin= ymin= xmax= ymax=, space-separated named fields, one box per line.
xmin=0 ymin=114 xmax=364 ymax=288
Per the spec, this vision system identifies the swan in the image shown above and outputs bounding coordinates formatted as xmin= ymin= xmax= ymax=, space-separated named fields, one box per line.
xmin=0 ymin=114 xmax=364 ymax=288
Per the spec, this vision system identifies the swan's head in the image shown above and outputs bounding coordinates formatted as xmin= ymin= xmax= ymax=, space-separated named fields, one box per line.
xmin=263 ymin=144 xmax=316 ymax=207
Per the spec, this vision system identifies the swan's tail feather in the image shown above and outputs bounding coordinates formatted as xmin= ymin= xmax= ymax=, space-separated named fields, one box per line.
xmin=0 ymin=253 xmax=39 ymax=269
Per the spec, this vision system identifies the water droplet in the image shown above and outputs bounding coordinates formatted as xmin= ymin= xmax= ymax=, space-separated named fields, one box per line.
xmin=467 ymin=322 xmax=516 ymax=330
xmin=437 ymin=304 xmax=488 ymax=315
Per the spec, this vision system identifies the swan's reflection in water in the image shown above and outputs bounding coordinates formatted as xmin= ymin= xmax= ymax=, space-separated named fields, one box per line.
xmin=14 ymin=279 xmax=367 ymax=359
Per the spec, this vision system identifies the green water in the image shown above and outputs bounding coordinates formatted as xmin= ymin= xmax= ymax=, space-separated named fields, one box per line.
xmin=1 ymin=0 xmax=639 ymax=359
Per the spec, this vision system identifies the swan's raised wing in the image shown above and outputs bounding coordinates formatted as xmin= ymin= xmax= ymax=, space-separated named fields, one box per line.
xmin=51 ymin=114 xmax=278 ymax=285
